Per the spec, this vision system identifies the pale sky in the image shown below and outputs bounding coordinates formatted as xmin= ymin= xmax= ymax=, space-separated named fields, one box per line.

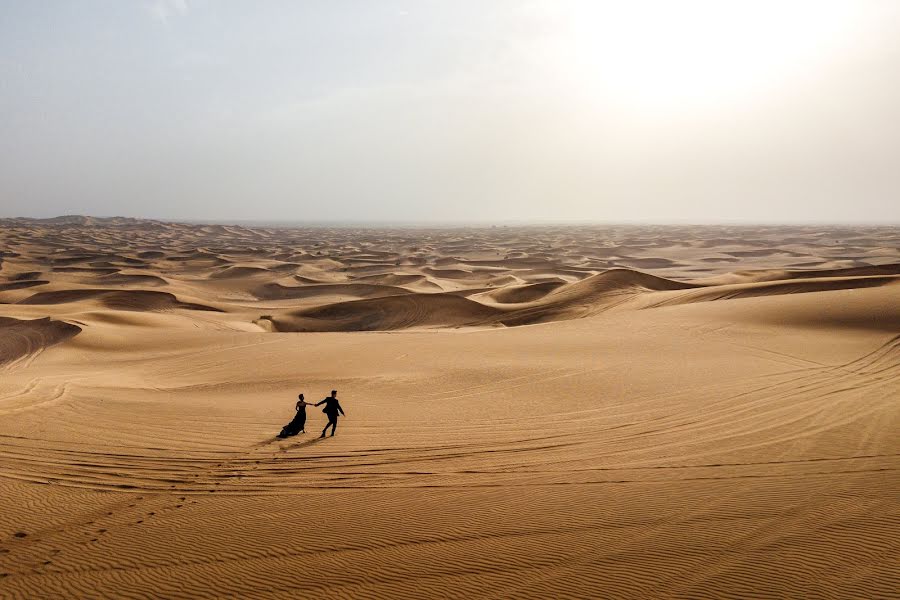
xmin=2 ymin=0 xmax=899 ymax=223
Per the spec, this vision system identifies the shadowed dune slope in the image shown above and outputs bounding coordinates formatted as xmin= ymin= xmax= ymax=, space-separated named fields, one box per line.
xmin=274 ymin=293 xmax=502 ymax=331
xmin=11 ymin=272 xmax=43 ymax=281
xmin=253 ymin=282 xmax=413 ymax=301
xmin=493 ymin=268 xmax=701 ymax=326
xmin=771 ymin=261 xmax=900 ymax=280
xmin=706 ymin=262 xmax=900 ymax=284
xmin=94 ymin=273 xmax=168 ymax=286
xmin=350 ymin=273 xmax=434 ymax=287
xmin=52 ymin=266 xmax=120 ymax=274
xmin=550 ymin=268 xmax=699 ymax=297
xmin=0 ymin=316 xmax=81 ymax=365
xmin=0 ymin=280 xmax=49 ymax=292
xmin=667 ymin=283 xmax=900 ymax=333
xmin=651 ymin=275 xmax=900 ymax=308
xmin=18 ymin=289 xmax=221 ymax=312
xmin=482 ymin=280 xmax=566 ymax=304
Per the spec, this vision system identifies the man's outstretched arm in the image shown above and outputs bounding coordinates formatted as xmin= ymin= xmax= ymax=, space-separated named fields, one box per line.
xmin=314 ymin=399 xmax=326 ymax=406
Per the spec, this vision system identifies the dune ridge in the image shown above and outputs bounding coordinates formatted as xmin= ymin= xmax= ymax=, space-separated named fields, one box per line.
xmin=1 ymin=217 xmax=897 ymax=333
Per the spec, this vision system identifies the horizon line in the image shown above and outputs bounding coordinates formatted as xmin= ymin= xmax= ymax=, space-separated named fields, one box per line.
xmin=2 ymin=215 xmax=898 ymax=228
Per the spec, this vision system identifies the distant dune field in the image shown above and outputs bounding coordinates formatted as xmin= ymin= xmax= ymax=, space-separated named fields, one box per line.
xmin=0 ymin=218 xmax=898 ymax=598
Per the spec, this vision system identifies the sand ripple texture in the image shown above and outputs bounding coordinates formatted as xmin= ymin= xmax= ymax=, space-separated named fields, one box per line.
xmin=0 ymin=219 xmax=898 ymax=598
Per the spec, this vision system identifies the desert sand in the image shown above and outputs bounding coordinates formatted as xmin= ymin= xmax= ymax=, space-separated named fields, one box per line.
xmin=0 ymin=217 xmax=898 ymax=598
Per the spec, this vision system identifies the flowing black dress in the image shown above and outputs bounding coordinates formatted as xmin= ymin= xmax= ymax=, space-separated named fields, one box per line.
xmin=278 ymin=403 xmax=307 ymax=437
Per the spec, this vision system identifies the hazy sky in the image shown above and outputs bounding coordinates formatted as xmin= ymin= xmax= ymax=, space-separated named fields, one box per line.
xmin=2 ymin=0 xmax=899 ymax=223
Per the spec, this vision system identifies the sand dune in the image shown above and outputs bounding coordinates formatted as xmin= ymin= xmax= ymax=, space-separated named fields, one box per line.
xmin=0 ymin=280 xmax=49 ymax=292
xmin=0 ymin=219 xmax=897 ymax=599
xmin=559 ymin=267 xmax=698 ymax=294
xmin=275 ymin=293 xmax=501 ymax=331
xmin=94 ymin=273 xmax=169 ymax=286
xmin=208 ymin=266 xmax=273 ymax=279
xmin=350 ymin=272 xmax=443 ymax=289
xmin=701 ymin=261 xmax=900 ymax=284
xmin=10 ymin=272 xmax=43 ymax=281
xmin=19 ymin=289 xmax=221 ymax=312
xmin=51 ymin=266 xmax=120 ymax=274
xmin=481 ymin=280 xmax=566 ymax=304
xmin=252 ymin=282 xmax=413 ymax=302
xmin=646 ymin=274 xmax=899 ymax=310
xmin=491 ymin=268 xmax=701 ymax=326
xmin=0 ymin=316 xmax=81 ymax=366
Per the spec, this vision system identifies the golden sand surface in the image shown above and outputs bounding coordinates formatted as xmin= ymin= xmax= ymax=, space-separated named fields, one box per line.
xmin=1 ymin=218 xmax=898 ymax=598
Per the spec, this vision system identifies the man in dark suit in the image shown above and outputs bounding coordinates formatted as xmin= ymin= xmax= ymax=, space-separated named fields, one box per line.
xmin=316 ymin=390 xmax=345 ymax=438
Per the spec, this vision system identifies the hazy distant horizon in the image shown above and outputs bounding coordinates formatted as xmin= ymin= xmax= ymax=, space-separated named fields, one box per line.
xmin=3 ymin=1 xmax=899 ymax=223
xmin=4 ymin=213 xmax=898 ymax=228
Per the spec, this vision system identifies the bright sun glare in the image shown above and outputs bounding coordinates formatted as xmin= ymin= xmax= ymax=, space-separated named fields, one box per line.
xmin=563 ymin=0 xmax=860 ymax=113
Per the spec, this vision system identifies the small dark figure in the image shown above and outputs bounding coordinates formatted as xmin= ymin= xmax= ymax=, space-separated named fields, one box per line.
xmin=316 ymin=390 xmax=345 ymax=438
xmin=278 ymin=393 xmax=311 ymax=438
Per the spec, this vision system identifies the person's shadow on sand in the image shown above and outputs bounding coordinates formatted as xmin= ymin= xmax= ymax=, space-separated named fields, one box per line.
xmin=251 ymin=436 xmax=324 ymax=453
xmin=282 ymin=437 xmax=323 ymax=452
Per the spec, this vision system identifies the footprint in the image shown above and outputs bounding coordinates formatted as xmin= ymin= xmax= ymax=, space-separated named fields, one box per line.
xmin=13 ymin=532 xmax=27 ymax=538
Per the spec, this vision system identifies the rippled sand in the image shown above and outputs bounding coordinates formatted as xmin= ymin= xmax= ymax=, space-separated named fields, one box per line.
xmin=1 ymin=218 xmax=898 ymax=598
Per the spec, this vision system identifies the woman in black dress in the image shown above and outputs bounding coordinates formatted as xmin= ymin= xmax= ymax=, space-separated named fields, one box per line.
xmin=278 ymin=393 xmax=311 ymax=437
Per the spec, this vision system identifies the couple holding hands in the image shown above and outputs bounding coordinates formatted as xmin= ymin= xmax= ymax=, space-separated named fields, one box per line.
xmin=278 ymin=389 xmax=346 ymax=439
